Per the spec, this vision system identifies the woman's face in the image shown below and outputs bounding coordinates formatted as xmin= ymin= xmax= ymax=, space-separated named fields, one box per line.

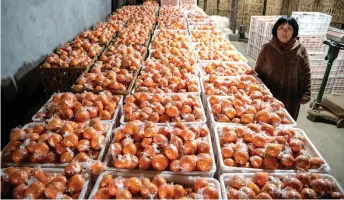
xmin=277 ymin=23 xmax=293 ymax=43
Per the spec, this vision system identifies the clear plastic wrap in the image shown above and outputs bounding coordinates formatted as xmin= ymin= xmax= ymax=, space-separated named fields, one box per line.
xmin=1 ymin=120 xmax=113 ymax=168
xmin=220 ymin=173 xmax=343 ymax=200
xmin=89 ymin=171 xmax=222 ymax=199
xmin=214 ymin=124 xmax=330 ymax=173
xmin=103 ymin=122 xmax=216 ymax=177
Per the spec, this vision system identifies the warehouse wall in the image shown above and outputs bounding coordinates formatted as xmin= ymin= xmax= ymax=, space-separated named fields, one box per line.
xmin=1 ymin=0 xmax=112 ymax=99
xmin=1 ymin=0 xmax=112 ymax=147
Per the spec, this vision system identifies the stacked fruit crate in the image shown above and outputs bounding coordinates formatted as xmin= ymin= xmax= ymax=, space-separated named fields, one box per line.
xmin=247 ymin=16 xmax=281 ymax=60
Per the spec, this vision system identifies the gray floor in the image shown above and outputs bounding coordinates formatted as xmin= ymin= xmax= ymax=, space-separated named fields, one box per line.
xmin=231 ymin=41 xmax=344 ymax=186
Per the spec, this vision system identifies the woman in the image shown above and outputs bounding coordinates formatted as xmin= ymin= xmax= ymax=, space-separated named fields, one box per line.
xmin=255 ymin=16 xmax=311 ymax=120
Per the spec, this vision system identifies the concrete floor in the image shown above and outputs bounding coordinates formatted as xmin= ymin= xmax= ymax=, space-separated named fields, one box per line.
xmin=231 ymin=41 xmax=344 ymax=186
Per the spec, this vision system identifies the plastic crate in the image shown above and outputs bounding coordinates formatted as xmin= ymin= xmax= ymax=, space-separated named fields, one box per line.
xmin=299 ymin=35 xmax=326 ymax=52
xmin=298 ymin=22 xmax=331 ymax=36
xmin=336 ymin=60 xmax=344 ymax=76
xmin=249 ymin=34 xmax=258 ymax=47
xmin=90 ymin=172 xmax=222 ymax=199
xmin=104 ymin=124 xmax=217 ymax=177
xmin=133 ymin=73 xmax=201 ymax=95
xmin=249 ymin=16 xmax=260 ymax=31
xmin=252 ymin=16 xmax=280 ymax=36
xmin=32 ymin=93 xmax=123 ymax=122
xmin=257 ymin=21 xmax=275 ymax=38
xmin=1 ymin=121 xmax=114 ymax=168
xmin=248 ymin=31 xmax=257 ymax=46
xmin=292 ymin=11 xmax=332 ymax=24
xmin=0 ymin=168 xmax=92 ymax=199
xmin=256 ymin=19 xmax=268 ymax=34
xmin=309 ymin=58 xmax=340 ymax=76
xmin=120 ymin=93 xmax=207 ymax=125
xmin=205 ymin=96 xmax=297 ymax=131
xmin=197 ymin=51 xmax=248 ymax=63
xmin=311 ymin=75 xmax=335 ymax=95
xmin=332 ymin=76 xmax=344 ymax=93
xmin=247 ymin=44 xmax=253 ymax=57
xmin=197 ymin=61 xmax=256 ymax=77
xmin=248 ymin=34 xmax=269 ymax=49
xmin=257 ymin=34 xmax=270 ymax=48
xmin=308 ymin=52 xmax=326 ymax=59
xmin=265 ymin=21 xmax=275 ymax=39
xmin=214 ymin=125 xmax=330 ymax=174
xmin=247 ymin=44 xmax=260 ymax=60
xmin=220 ymin=173 xmax=343 ymax=200
xmin=292 ymin=12 xmax=332 ymax=36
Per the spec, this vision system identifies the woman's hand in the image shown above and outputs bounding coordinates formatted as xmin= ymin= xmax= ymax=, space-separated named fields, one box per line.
xmin=300 ymin=96 xmax=310 ymax=104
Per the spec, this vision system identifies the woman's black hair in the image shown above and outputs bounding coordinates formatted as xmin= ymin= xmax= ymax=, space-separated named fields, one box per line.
xmin=272 ymin=16 xmax=299 ymax=38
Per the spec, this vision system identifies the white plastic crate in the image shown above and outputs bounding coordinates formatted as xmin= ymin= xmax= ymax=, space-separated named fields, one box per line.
xmin=215 ymin=125 xmax=329 ymax=174
xmin=256 ymin=34 xmax=270 ymax=48
xmin=90 ymin=172 xmax=222 ymax=199
xmin=257 ymin=21 xmax=275 ymax=38
xmin=249 ymin=16 xmax=260 ymax=31
xmin=311 ymin=75 xmax=335 ymax=95
xmin=299 ymin=35 xmax=326 ymax=52
xmin=250 ymin=34 xmax=259 ymax=47
xmin=308 ymin=52 xmax=326 ymax=59
xmin=309 ymin=58 xmax=341 ymax=77
xmin=292 ymin=12 xmax=332 ymax=24
xmin=248 ymin=34 xmax=269 ymax=50
xmin=292 ymin=12 xmax=332 ymax=36
xmin=257 ymin=20 xmax=268 ymax=35
xmin=298 ymin=22 xmax=331 ymax=36
xmin=248 ymin=31 xmax=256 ymax=46
xmin=336 ymin=60 xmax=344 ymax=76
xmin=220 ymin=173 xmax=343 ymax=200
xmin=265 ymin=21 xmax=275 ymax=39
xmin=247 ymin=44 xmax=253 ymax=57
xmin=249 ymin=15 xmax=280 ymax=33
xmin=256 ymin=17 xmax=280 ymax=37
xmin=332 ymin=76 xmax=344 ymax=93
xmin=247 ymin=44 xmax=259 ymax=60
